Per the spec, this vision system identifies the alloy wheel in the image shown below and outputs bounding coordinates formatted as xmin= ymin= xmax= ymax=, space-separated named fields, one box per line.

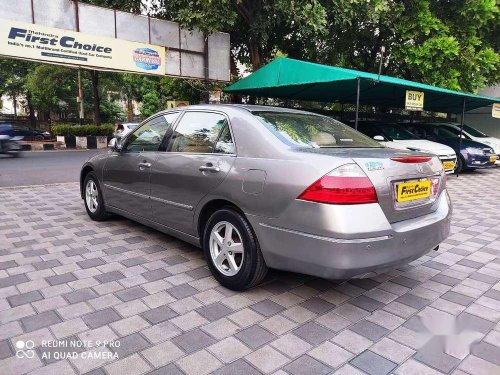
xmin=209 ymin=221 xmax=244 ymax=276
xmin=85 ymin=179 xmax=99 ymax=213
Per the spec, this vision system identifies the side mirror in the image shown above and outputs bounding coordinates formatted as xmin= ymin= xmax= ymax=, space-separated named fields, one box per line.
xmin=108 ymin=138 xmax=122 ymax=151
xmin=373 ymin=135 xmax=385 ymax=141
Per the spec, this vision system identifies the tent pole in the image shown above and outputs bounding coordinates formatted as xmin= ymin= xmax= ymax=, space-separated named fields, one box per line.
xmin=457 ymin=98 xmax=466 ymax=177
xmin=355 ymin=78 xmax=360 ymax=130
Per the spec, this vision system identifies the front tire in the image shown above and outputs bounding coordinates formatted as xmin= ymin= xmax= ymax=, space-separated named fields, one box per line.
xmin=203 ymin=208 xmax=268 ymax=291
xmin=83 ymin=172 xmax=108 ymax=221
xmin=456 ymin=155 xmax=466 ymax=173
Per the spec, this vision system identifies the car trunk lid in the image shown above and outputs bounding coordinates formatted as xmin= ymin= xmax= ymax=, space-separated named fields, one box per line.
xmin=295 ymin=147 xmax=445 ymax=223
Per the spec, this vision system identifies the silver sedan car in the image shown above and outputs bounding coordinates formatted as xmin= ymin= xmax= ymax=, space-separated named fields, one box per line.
xmin=80 ymin=105 xmax=452 ymax=290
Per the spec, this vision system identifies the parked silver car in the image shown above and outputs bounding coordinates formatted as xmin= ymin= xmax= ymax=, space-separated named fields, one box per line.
xmin=80 ymin=105 xmax=452 ymax=290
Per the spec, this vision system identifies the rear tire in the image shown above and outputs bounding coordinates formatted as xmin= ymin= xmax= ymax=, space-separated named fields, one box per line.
xmin=83 ymin=172 xmax=108 ymax=221
xmin=203 ymin=208 xmax=268 ymax=290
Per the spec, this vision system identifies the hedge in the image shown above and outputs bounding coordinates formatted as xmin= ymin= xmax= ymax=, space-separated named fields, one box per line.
xmin=52 ymin=124 xmax=114 ymax=137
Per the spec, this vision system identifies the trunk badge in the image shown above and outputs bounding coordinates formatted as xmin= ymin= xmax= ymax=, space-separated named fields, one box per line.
xmin=416 ymin=164 xmax=424 ymax=173
xmin=365 ymin=161 xmax=384 ymax=171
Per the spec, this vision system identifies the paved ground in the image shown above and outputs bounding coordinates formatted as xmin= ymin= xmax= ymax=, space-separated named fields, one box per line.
xmin=0 ymin=150 xmax=100 ymax=187
xmin=0 ymin=170 xmax=500 ymax=375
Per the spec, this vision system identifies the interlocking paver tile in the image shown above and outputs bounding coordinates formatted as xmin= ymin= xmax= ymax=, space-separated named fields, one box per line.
xmin=115 ymin=286 xmax=149 ymax=302
xmin=20 ymin=310 xmax=62 ymax=332
xmin=94 ymin=270 xmax=125 ymax=283
xmin=212 ymin=359 xmax=261 ymax=375
xmin=172 ymin=328 xmax=217 ymax=353
xmin=2 ymin=170 xmax=500 ymax=374
xmin=140 ymin=304 xmax=178 ymax=324
xmin=293 ymin=322 xmax=335 ymax=345
xmin=395 ymin=293 xmax=432 ymax=310
xmin=350 ymin=319 xmax=390 ymax=341
xmin=111 ymin=332 xmax=151 ymax=358
xmin=235 ymin=324 xmax=276 ymax=349
xmin=413 ymin=338 xmax=461 ymax=373
xmin=168 ymin=284 xmax=198 ymax=299
xmin=196 ymin=302 xmax=233 ymax=322
xmin=350 ymin=350 xmax=397 ymax=375
xmin=284 ymin=354 xmax=332 ymax=375
xmin=0 ymin=339 xmax=12 ymax=360
xmin=0 ymin=273 xmax=29 ymax=288
xmin=471 ymin=341 xmax=500 ymax=366
xmin=245 ymin=345 xmax=289 ymax=373
xmin=82 ymin=307 xmax=122 ymax=329
xmin=350 ymin=295 xmax=385 ymax=312
xmin=250 ymin=299 xmax=286 ymax=316
xmin=299 ymin=297 xmax=335 ymax=314
xmin=63 ymin=288 xmax=98 ymax=304
xmin=271 ymin=333 xmax=312 ymax=358
xmin=7 ymin=290 xmax=43 ymax=307
xmin=208 ymin=336 xmax=251 ymax=363
xmin=45 ymin=272 xmax=77 ymax=286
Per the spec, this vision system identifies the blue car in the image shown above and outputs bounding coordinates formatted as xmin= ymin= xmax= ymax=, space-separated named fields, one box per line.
xmin=405 ymin=123 xmax=498 ymax=173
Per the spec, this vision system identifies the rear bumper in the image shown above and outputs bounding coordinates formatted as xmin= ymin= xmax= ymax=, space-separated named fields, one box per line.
xmin=248 ymin=191 xmax=452 ymax=279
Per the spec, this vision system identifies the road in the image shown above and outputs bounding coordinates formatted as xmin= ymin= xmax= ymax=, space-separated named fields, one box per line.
xmin=0 ymin=150 xmax=101 ymax=187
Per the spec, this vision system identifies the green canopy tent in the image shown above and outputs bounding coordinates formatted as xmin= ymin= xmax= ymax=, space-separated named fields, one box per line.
xmin=225 ymin=57 xmax=498 ymax=128
xmin=224 ymin=57 xmax=498 ymax=114
xmin=224 ymin=58 xmax=499 ymax=174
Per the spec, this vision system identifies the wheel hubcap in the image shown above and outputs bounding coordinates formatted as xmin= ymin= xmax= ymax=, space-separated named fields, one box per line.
xmin=85 ymin=180 xmax=99 ymax=213
xmin=209 ymin=221 xmax=244 ymax=276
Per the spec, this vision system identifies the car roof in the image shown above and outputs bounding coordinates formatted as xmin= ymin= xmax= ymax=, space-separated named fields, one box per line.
xmin=157 ymin=104 xmax=323 ymax=116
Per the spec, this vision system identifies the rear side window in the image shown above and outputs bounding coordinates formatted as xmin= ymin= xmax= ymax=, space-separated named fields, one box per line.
xmin=254 ymin=111 xmax=381 ymax=148
xmin=168 ymin=112 xmax=227 ymax=153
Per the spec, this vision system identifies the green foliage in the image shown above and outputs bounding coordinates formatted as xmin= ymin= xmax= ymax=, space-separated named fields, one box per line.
xmin=52 ymin=124 xmax=114 ymax=137
xmin=161 ymin=0 xmax=498 ymax=92
xmin=1 ymin=0 xmax=499 ymax=120
xmin=26 ymin=64 xmax=77 ymax=113
xmin=98 ymin=98 xmax=125 ymax=123
xmin=140 ymin=92 xmax=162 ymax=118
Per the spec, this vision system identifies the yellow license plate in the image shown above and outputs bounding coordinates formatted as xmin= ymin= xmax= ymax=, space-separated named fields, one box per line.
xmin=442 ymin=161 xmax=455 ymax=170
xmin=490 ymin=155 xmax=498 ymax=162
xmin=397 ymin=180 xmax=432 ymax=202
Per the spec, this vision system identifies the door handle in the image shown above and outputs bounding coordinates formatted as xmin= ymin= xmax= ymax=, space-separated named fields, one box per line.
xmin=138 ymin=162 xmax=151 ymax=169
xmin=199 ymin=165 xmax=220 ymax=173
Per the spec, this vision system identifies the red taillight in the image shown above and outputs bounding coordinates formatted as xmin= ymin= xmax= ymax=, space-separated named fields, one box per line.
xmin=390 ymin=156 xmax=432 ymax=163
xmin=298 ymin=164 xmax=378 ymax=204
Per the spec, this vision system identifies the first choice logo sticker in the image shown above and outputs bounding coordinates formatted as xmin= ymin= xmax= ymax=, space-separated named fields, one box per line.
xmin=397 ymin=180 xmax=431 ymax=202
xmin=133 ymin=48 xmax=161 ymax=71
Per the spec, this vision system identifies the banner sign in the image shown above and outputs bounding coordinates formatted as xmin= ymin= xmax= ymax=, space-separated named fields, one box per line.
xmin=405 ymin=90 xmax=425 ymax=111
xmin=0 ymin=20 xmax=166 ymax=75
xmin=493 ymin=103 xmax=500 ymax=119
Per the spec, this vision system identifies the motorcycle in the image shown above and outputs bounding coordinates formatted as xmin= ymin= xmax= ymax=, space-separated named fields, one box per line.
xmin=0 ymin=135 xmax=23 ymax=157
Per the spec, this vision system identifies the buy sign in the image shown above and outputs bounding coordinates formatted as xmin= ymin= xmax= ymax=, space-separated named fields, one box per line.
xmin=405 ymin=90 xmax=424 ymax=111
xmin=492 ymin=103 xmax=500 ymax=119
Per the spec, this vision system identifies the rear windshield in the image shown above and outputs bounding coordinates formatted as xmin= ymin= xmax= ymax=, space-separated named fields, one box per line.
xmin=370 ymin=124 xmax=418 ymax=141
xmin=463 ymin=124 xmax=488 ymax=138
xmin=254 ymin=112 xmax=382 ymax=148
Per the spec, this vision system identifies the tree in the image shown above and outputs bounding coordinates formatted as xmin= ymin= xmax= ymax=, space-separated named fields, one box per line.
xmin=25 ymin=64 xmax=78 ymax=122
xmin=308 ymin=0 xmax=499 ymax=92
xmin=0 ymin=59 xmax=39 ymax=126
xmin=157 ymin=0 xmax=499 ymax=93
xmin=157 ymin=0 xmax=327 ymax=71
